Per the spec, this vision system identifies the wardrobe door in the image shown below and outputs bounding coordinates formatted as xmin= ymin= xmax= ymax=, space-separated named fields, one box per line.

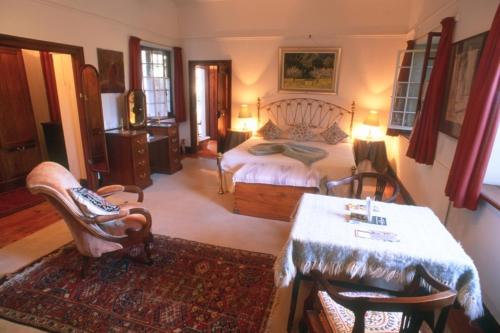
xmin=0 ymin=47 xmax=41 ymax=189
xmin=80 ymin=65 xmax=109 ymax=174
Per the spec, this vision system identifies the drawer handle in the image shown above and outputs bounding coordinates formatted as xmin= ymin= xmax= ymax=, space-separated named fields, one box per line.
xmin=137 ymin=148 xmax=145 ymax=154
xmin=171 ymin=138 xmax=178 ymax=143
xmin=136 ymin=139 xmax=143 ymax=145
xmin=172 ymin=147 xmax=178 ymax=153
xmin=174 ymin=158 xmax=179 ymax=163
xmin=138 ymin=160 xmax=145 ymax=167
xmin=139 ymin=172 xmax=147 ymax=179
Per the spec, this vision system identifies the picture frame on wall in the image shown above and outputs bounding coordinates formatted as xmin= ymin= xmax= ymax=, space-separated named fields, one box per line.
xmin=279 ymin=47 xmax=341 ymax=94
xmin=97 ymin=48 xmax=125 ymax=93
xmin=440 ymin=32 xmax=487 ymax=138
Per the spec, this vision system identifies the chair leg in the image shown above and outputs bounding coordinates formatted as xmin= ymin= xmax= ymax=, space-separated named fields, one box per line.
xmin=81 ymin=255 xmax=90 ymax=278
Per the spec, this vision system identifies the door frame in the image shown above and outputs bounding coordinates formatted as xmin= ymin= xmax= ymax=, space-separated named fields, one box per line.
xmin=188 ymin=60 xmax=232 ymax=153
xmin=0 ymin=33 xmax=97 ymax=189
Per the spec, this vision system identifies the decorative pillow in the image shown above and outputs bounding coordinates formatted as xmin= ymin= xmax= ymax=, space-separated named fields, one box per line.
xmin=68 ymin=187 xmax=120 ymax=217
xmin=320 ymin=123 xmax=349 ymax=145
xmin=289 ymin=124 xmax=314 ymax=142
xmin=257 ymin=120 xmax=282 ymax=140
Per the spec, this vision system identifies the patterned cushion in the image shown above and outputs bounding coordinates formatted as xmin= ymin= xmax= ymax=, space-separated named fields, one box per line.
xmin=318 ymin=290 xmax=403 ymax=333
xmin=257 ymin=120 xmax=282 ymax=140
xmin=289 ymin=124 xmax=314 ymax=142
xmin=68 ymin=187 xmax=120 ymax=217
xmin=320 ymin=123 xmax=349 ymax=145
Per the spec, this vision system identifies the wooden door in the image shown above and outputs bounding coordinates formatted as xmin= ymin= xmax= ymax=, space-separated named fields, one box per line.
xmin=216 ymin=63 xmax=231 ymax=153
xmin=0 ymin=47 xmax=41 ymax=190
xmin=80 ymin=65 xmax=109 ymax=174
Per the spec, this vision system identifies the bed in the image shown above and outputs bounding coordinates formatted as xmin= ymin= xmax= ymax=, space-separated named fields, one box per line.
xmin=216 ymin=97 xmax=357 ymax=220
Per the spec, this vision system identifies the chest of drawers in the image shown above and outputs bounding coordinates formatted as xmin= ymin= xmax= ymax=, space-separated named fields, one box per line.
xmin=104 ymin=130 xmax=152 ymax=188
xmin=147 ymin=123 xmax=182 ymax=174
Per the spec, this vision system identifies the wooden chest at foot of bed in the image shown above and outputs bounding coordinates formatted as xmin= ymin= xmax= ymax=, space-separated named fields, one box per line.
xmin=234 ymin=183 xmax=318 ymax=222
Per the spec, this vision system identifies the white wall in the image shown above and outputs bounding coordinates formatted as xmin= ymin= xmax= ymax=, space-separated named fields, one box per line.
xmin=21 ymin=49 xmax=51 ymax=160
xmin=52 ymin=53 xmax=86 ymax=180
xmin=0 ymin=0 xmax=180 ymax=130
xmin=387 ymin=0 xmax=500 ymax=321
xmin=177 ymin=0 xmax=409 ymax=145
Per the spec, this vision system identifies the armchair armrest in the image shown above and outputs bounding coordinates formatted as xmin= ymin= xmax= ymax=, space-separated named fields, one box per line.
xmin=96 ymin=184 xmax=144 ymax=202
xmin=94 ymin=208 xmax=130 ymax=224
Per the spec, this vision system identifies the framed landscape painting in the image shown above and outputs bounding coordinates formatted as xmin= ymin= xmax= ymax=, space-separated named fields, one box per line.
xmin=440 ymin=32 xmax=487 ymax=138
xmin=279 ymin=47 xmax=341 ymax=94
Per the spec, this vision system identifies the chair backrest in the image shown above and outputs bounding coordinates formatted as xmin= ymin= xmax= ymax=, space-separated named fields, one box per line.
xmin=315 ymin=265 xmax=457 ymax=333
xmin=326 ymin=172 xmax=400 ymax=203
xmin=26 ymin=162 xmax=122 ymax=257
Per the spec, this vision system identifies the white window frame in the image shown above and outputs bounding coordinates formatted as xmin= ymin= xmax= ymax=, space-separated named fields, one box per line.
xmin=388 ymin=49 xmax=428 ymax=131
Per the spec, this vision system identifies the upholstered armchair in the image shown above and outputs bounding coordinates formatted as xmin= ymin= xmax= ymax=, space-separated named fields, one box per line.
xmin=26 ymin=162 xmax=153 ymax=277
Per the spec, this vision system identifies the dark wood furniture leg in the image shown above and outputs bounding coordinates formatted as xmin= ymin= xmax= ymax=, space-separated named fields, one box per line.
xmin=287 ymin=271 xmax=304 ymax=332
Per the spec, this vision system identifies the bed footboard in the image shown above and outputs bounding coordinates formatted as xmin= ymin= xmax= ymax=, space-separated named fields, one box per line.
xmin=216 ymin=152 xmax=225 ymax=194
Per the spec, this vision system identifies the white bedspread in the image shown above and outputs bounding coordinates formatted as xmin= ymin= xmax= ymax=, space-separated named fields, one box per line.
xmin=221 ymin=136 xmax=355 ymax=192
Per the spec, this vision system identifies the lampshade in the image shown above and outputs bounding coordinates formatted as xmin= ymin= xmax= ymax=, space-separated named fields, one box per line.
xmin=239 ymin=104 xmax=251 ymax=118
xmin=363 ymin=110 xmax=380 ymax=127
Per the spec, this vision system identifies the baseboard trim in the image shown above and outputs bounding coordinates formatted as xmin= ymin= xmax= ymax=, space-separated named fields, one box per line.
xmin=387 ymin=166 xmax=416 ymax=206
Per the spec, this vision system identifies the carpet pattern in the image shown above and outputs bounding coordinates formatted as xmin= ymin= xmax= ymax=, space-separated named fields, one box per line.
xmin=0 ymin=235 xmax=277 ymax=333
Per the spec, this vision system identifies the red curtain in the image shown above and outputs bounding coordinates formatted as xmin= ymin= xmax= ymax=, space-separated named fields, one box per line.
xmin=406 ymin=17 xmax=455 ymax=164
xmin=129 ymin=36 xmax=142 ymax=90
xmin=173 ymin=47 xmax=187 ymax=122
xmin=40 ymin=51 xmax=61 ymax=123
xmin=445 ymin=7 xmax=500 ymax=210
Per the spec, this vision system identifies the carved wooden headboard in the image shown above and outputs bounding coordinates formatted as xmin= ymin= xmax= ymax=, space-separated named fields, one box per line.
xmin=257 ymin=97 xmax=356 ymax=136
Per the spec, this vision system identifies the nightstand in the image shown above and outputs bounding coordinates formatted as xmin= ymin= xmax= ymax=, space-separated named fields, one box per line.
xmin=223 ymin=129 xmax=252 ymax=152
xmin=353 ymin=139 xmax=388 ymax=173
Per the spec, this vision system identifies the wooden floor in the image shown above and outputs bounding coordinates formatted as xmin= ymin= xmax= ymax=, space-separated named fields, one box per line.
xmin=0 ymin=201 xmax=61 ymax=248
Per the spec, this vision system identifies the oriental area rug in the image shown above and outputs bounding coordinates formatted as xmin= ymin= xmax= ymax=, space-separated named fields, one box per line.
xmin=0 ymin=235 xmax=277 ymax=332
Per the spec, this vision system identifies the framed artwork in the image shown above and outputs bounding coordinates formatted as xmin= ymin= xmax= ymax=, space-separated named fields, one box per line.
xmin=279 ymin=47 xmax=341 ymax=94
xmin=440 ymin=32 xmax=487 ymax=138
xmin=97 ymin=48 xmax=125 ymax=93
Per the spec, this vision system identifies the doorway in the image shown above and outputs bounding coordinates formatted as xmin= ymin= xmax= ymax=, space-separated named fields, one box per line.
xmin=0 ymin=34 xmax=100 ymax=189
xmin=189 ymin=60 xmax=231 ymax=155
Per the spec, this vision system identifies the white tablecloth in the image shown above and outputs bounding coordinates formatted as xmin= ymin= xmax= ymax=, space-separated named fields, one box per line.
xmin=274 ymin=193 xmax=483 ymax=319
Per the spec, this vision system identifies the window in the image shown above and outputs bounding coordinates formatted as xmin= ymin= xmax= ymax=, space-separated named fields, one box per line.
xmin=388 ymin=34 xmax=440 ymax=134
xmin=141 ymin=46 xmax=173 ymax=119
xmin=388 ymin=49 xmax=427 ymax=131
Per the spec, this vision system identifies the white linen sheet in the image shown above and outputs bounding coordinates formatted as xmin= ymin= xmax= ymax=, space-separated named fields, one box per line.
xmin=221 ymin=136 xmax=355 ymax=192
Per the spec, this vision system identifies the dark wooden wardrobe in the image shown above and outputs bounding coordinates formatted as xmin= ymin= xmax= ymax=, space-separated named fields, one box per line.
xmin=0 ymin=47 xmax=42 ymax=191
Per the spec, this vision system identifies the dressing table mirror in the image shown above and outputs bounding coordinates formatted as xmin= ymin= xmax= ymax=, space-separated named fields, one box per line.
xmin=125 ymin=89 xmax=147 ymax=129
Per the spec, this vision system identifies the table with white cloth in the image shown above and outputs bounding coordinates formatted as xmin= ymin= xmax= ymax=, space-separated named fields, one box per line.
xmin=274 ymin=193 xmax=483 ymax=331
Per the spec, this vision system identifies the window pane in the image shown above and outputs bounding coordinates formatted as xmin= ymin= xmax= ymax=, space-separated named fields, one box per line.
xmin=396 ymin=83 xmax=408 ymax=97
xmin=406 ymin=99 xmax=418 ymax=112
xmin=394 ymin=98 xmax=406 ymax=111
xmin=391 ymin=112 xmax=404 ymax=126
xmin=154 ymin=78 xmax=165 ymax=90
xmin=409 ymin=67 xmax=422 ymax=83
xmin=148 ymin=103 xmax=156 ymax=118
xmin=145 ymin=91 xmax=155 ymax=104
xmin=143 ymin=78 xmax=154 ymax=91
xmin=155 ymin=91 xmax=165 ymax=104
xmin=404 ymin=113 xmax=416 ymax=127
xmin=397 ymin=68 xmax=410 ymax=81
xmin=408 ymin=83 xmax=420 ymax=98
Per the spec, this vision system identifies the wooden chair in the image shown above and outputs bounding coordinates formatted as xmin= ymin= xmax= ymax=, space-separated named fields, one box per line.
xmin=26 ymin=162 xmax=153 ymax=277
xmin=326 ymin=172 xmax=400 ymax=203
xmin=301 ymin=265 xmax=457 ymax=333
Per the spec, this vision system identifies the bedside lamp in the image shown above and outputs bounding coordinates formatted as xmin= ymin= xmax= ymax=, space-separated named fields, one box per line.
xmin=363 ymin=110 xmax=380 ymax=140
xmin=238 ymin=104 xmax=252 ymax=131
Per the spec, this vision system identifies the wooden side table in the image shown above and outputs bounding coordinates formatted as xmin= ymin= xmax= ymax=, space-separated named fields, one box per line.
xmin=353 ymin=139 xmax=388 ymax=173
xmin=223 ymin=129 xmax=252 ymax=153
